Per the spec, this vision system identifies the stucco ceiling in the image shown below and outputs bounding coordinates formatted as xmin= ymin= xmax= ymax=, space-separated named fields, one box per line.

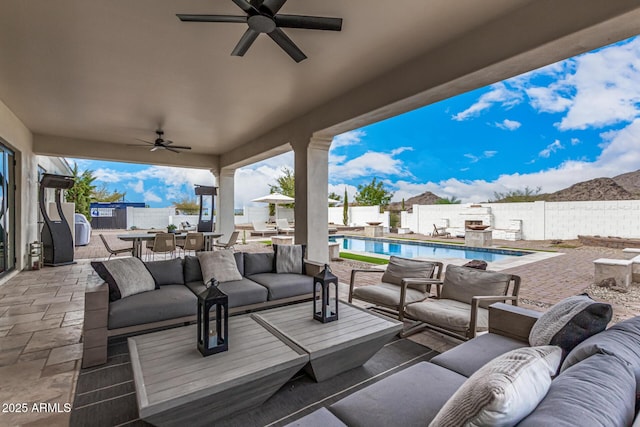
xmin=0 ymin=0 xmax=639 ymax=168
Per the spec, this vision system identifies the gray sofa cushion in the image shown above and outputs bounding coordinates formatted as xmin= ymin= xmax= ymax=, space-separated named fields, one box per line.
xmin=529 ymin=294 xmax=612 ymax=355
xmin=144 ymin=257 xmax=184 ymax=286
xmin=184 ymin=253 xmax=244 ymax=283
xmin=382 ymin=256 xmax=436 ymax=292
xmin=185 ymin=279 xmax=268 ymax=308
xmin=286 ymin=408 xmax=347 ymax=427
xmin=329 ymin=362 xmax=466 ymax=427
xmin=248 ymin=273 xmax=313 ymax=300
xmin=431 ymin=333 xmax=528 ymax=377
xmin=244 ymin=252 xmax=274 ymax=276
xmin=108 ymin=285 xmax=197 ymax=329
xmin=517 ymin=353 xmax=636 ymax=427
xmin=440 ymin=265 xmax=512 ymax=308
xmin=352 ymin=282 xmax=428 ymax=307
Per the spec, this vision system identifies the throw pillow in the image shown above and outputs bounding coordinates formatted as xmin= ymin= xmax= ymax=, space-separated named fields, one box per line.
xmin=381 ymin=256 xmax=436 ymax=291
xmin=144 ymin=258 xmax=184 ymax=287
xmin=529 ymin=294 xmax=612 ymax=354
xmin=274 ymin=244 xmax=305 ymax=274
xmin=91 ymin=257 xmax=156 ymax=301
xmin=197 ymin=250 xmax=243 ymax=284
xmin=429 ymin=346 xmax=562 ymax=427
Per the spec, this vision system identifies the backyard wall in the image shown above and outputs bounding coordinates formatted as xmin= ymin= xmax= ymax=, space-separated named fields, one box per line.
xmin=126 ymin=207 xmax=199 ymax=230
xmin=328 ymin=206 xmax=388 ymax=227
xmin=401 ymin=200 xmax=640 ymax=240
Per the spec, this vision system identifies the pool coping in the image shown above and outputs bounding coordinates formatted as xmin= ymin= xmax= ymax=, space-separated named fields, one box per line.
xmin=331 ymin=235 xmax=563 ymax=271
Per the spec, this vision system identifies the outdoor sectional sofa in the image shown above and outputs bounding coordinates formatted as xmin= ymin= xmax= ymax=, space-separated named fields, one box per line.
xmin=82 ymin=250 xmax=322 ymax=368
xmin=290 ymin=301 xmax=640 ymax=426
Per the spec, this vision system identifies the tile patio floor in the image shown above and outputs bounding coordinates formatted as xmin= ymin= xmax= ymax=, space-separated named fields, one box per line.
xmin=0 ymin=229 xmax=636 ymax=426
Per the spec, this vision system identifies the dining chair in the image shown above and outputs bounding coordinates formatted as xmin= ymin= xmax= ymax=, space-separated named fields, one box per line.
xmin=99 ymin=234 xmax=134 ymax=260
xmin=177 ymin=232 xmax=204 ymax=256
xmin=149 ymin=233 xmax=176 ymax=260
xmin=213 ymin=231 xmax=239 ymax=251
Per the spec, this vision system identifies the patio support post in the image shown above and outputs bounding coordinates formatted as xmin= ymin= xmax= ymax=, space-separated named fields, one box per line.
xmin=293 ymin=135 xmax=332 ymax=263
xmin=215 ymin=167 xmax=236 ymax=240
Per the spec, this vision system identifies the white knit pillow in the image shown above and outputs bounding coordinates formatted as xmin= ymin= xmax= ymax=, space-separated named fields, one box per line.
xmin=430 ymin=346 xmax=562 ymax=427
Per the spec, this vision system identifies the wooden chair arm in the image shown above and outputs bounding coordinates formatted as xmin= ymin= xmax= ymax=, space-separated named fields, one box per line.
xmin=348 ymin=269 xmax=385 ymax=302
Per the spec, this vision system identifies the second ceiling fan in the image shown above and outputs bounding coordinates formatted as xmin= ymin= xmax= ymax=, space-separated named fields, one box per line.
xmin=177 ymin=0 xmax=342 ymax=63
xmin=128 ymin=130 xmax=191 ymax=154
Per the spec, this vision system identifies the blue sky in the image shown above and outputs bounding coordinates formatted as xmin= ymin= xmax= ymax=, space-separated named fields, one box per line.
xmin=71 ymin=35 xmax=640 ymax=208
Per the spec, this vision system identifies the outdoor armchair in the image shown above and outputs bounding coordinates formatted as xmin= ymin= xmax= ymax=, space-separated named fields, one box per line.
xmin=348 ymin=256 xmax=444 ymax=320
xmin=403 ymin=264 xmax=520 ymax=340
xmin=432 ymin=224 xmax=451 ymax=238
xmin=213 ymin=231 xmax=239 ymax=250
xmin=99 ymin=233 xmax=134 ymax=260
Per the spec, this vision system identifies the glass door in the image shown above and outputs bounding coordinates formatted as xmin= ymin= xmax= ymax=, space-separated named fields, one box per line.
xmin=0 ymin=141 xmax=15 ymax=275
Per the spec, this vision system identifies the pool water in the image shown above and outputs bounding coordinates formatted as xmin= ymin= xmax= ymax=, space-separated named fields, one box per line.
xmin=329 ymin=236 xmax=529 ymax=262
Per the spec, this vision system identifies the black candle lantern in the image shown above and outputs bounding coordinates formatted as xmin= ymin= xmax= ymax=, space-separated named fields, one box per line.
xmin=313 ymin=264 xmax=339 ymax=323
xmin=197 ymin=279 xmax=229 ymax=356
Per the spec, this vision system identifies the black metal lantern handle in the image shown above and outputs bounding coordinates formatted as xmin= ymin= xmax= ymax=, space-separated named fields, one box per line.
xmin=207 ymin=278 xmax=219 ymax=288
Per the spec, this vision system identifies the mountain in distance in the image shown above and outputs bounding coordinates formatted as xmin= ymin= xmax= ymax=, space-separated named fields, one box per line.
xmin=395 ymin=169 xmax=640 ymax=205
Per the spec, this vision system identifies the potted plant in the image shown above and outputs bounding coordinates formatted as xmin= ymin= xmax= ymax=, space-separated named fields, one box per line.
xmin=167 ymin=224 xmax=177 ymax=233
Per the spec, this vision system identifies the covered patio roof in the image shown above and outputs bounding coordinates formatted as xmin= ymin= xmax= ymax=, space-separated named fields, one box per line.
xmin=1 ymin=0 xmax=639 ymax=170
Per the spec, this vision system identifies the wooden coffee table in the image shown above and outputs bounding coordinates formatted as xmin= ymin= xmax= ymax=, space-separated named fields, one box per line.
xmin=128 ymin=315 xmax=308 ymax=427
xmin=252 ymin=301 xmax=403 ymax=381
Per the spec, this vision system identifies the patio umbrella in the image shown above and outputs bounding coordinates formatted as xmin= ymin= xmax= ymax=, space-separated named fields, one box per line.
xmin=251 ymin=193 xmax=295 ymax=220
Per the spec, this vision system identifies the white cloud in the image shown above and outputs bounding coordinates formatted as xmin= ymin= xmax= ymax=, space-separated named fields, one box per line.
xmin=495 ymin=119 xmax=521 ymax=131
xmin=452 ymin=82 xmax=523 ymax=121
xmin=128 ymin=180 xmax=144 ymax=193
xmin=464 ymin=150 xmax=497 ymax=163
xmin=330 ymin=149 xmax=414 ymax=180
xmin=571 ymin=138 xmax=581 ymax=145
xmin=143 ymin=191 xmax=162 ymax=203
xmin=538 ymin=139 xmax=564 ymax=158
xmin=331 ymin=130 xmax=365 ymax=149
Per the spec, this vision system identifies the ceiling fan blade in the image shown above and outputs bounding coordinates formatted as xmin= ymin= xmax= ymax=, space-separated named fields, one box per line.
xmin=165 ymin=147 xmax=181 ymax=154
xmin=177 ymin=14 xmax=247 ymax=24
xmin=268 ymin=28 xmax=306 ymax=62
xmin=127 ymin=144 xmax=155 ymax=147
xmin=262 ymin=0 xmax=288 ymax=14
xmin=274 ymin=14 xmax=342 ymax=31
xmin=134 ymin=139 xmax=154 ymax=145
xmin=167 ymin=145 xmax=191 ymax=150
xmin=150 ymin=146 xmax=161 ymax=152
xmin=232 ymin=28 xmax=260 ymax=56
xmin=232 ymin=0 xmax=259 ymax=14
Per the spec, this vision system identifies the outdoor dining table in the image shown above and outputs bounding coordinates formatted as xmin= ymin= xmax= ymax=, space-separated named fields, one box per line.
xmin=117 ymin=231 xmax=222 ymax=258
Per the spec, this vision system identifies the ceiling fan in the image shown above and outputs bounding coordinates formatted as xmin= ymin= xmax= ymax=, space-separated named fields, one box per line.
xmin=177 ymin=0 xmax=342 ymax=63
xmin=128 ymin=130 xmax=192 ymax=154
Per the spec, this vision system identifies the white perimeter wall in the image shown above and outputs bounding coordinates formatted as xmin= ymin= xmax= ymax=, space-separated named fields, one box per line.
xmin=329 ymin=206 xmax=388 ymax=227
xmin=126 ymin=207 xmax=199 ymax=230
xmin=401 ymin=201 xmax=640 ymax=240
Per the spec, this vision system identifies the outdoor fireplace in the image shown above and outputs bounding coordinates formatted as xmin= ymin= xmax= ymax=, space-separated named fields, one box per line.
xmin=465 ymin=220 xmax=483 ymax=229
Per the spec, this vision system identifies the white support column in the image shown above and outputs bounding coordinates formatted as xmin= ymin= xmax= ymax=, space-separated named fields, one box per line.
xmin=215 ymin=167 xmax=236 ymax=240
xmin=293 ymin=136 xmax=332 ymax=263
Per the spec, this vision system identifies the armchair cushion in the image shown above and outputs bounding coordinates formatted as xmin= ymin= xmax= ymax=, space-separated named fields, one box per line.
xmin=405 ymin=298 xmax=488 ymax=333
xmin=352 ymin=282 xmax=428 ymax=308
xmin=430 ymin=346 xmax=562 ymax=427
xmin=440 ymin=265 xmax=512 ymax=309
xmin=381 ymin=256 xmax=437 ymax=292
xmin=529 ymin=294 xmax=612 ymax=354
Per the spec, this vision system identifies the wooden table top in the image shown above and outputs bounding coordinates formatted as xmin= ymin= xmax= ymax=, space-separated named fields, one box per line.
xmin=117 ymin=231 xmax=221 ymax=241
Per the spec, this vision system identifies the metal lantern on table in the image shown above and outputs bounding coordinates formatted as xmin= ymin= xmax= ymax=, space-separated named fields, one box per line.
xmin=313 ymin=264 xmax=339 ymax=323
xmin=197 ymin=279 xmax=229 ymax=356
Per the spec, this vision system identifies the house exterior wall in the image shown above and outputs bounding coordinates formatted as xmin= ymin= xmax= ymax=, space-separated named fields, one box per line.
xmin=401 ymin=201 xmax=640 ymax=240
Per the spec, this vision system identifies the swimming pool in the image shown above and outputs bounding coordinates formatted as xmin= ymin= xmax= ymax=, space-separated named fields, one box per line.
xmin=329 ymin=236 xmax=530 ymax=262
